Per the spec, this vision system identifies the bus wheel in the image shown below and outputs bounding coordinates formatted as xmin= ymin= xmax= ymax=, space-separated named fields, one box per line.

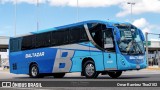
xmin=108 ymin=71 xmax=122 ymax=78
xmin=53 ymin=73 xmax=65 ymax=78
xmin=83 ymin=60 xmax=99 ymax=78
xmin=29 ymin=64 xmax=41 ymax=78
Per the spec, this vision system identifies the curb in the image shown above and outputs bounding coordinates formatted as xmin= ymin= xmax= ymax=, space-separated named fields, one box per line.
xmin=0 ymin=68 xmax=9 ymax=72
xmin=146 ymin=67 xmax=160 ymax=70
xmin=3 ymin=68 xmax=9 ymax=71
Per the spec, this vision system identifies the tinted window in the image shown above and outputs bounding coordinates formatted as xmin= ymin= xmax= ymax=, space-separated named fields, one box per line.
xmin=88 ymin=23 xmax=106 ymax=48
xmin=69 ymin=27 xmax=81 ymax=43
xmin=21 ymin=35 xmax=36 ymax=50
xmin=10 ymin=38 xmax=21 ymax=52
xmin=51 ymin=29 xmax=69 ymax=46
xmin=11 ymin=25 xmax=89 ymax=52
xmin=51 ymin=31 xmax=58 ymax=46
xmin=69 ymin=25 xmax=88 ymax=43
xmin=36 ymin=32 xmax=51 ymax=48
xmin=80 ymin=26 xmax=88 ymax=41
xmin=59 ymin=29 xmax=69 ymax=45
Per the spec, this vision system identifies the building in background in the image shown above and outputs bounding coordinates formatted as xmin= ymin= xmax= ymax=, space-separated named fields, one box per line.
xmin=146 ymin=41 xmax=160 ymax=67
xmin=0 ymin=36 xmax=9 ymax=68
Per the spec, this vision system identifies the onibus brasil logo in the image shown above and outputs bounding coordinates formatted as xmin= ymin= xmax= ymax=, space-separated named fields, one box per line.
xmin=1 ymin=82 xmax=42 ymax=88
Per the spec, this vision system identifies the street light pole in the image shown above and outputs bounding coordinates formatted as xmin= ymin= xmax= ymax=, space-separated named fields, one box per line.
xmin=127 ymin=2 xmax=135 ymax=22
xmin=77 ymin=0 xmax=79 ymax=22
xmin=14 ymin=0 xmax=17 ymax=36
xmin=145 ymin=32 xmax=149 ymax=67
xmin=36 ymin=0 xmax=39 ymax=31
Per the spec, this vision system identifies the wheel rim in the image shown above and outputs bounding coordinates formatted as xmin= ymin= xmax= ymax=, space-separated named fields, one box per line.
xmin=113 ymin=71 xmax=117 ymax=75
xmin=85 ymin=63 xmax=95 ymax=76
xmin=31 ymin=66 xmax=38 ymax=77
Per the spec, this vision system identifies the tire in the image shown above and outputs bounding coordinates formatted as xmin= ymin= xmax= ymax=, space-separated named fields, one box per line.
xmin=29 ymin=64 xmax=42 ymax=78
xmin=108 ymin=71 xmax=122 ymax=78
xmin=53 ymin=73 xmax=65 ymax=78
xmin=83 ymin=60 xmax=99 ymax=78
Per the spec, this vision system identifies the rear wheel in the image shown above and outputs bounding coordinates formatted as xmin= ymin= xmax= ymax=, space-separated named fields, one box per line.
xmin=53 ymin=73 xmax=65 ymax=78
xmin=29 ymin=64 xmax=42 ymax=78
xmin=108 ymin=71 xmax=122 ymax=78
xmin=83 ymin=60 xmax=99 ymax=78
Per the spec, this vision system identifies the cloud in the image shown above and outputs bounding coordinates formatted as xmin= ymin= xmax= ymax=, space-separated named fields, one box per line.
xmin=0 ymin=0 xmax=46 ymax=5
xmin=132 ymin=18 xmax=148 ymax=28
xmin=48 ymin=0 xmax=125 ymax=7
xmin=132 ymin=18 xmax=150 ymax=34
xmin=116 ymin=0 xmax=160 ymax=17
xmin=49 ymin=0 xmax=160 ymax=17
xmin=0 ymin=0 xmax=125 ymax=7
xmin=1 ymin=0 xmax=160 ymax=18
xmin=132 ymin=18 xmax=160 ymax=34
xmin=133 ymin=18 xmax=160 ymax=41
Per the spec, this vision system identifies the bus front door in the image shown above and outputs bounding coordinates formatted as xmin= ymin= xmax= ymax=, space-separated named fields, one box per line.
xmin=103 ymin=28 xmax=117 ymax=70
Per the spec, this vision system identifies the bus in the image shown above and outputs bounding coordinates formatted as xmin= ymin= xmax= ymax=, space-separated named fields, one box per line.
xmin=9 ymin=20 xmax=147 ymax=78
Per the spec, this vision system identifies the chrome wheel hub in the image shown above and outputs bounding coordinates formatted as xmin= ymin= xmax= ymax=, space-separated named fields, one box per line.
xmin=31 ymin=66 xmax=37 ymax=76
xmin=85 ymin=64 xmax=95 ymax=76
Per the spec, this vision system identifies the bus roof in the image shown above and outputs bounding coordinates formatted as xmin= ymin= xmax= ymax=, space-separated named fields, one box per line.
xmin=11 ymin=20 xmax=131 ymax=38
xmin=31 ymin=20 xmax=111 ymax=34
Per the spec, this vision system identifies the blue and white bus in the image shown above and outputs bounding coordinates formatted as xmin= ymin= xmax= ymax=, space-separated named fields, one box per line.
xmin=9 ymin=20 xmax=147 ymax=78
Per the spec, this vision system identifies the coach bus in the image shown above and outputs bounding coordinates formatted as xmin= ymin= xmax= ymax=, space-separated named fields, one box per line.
xmin=9 ymin=20 xmax=147 ymax=78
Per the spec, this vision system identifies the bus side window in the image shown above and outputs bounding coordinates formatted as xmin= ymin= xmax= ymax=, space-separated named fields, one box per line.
xmin=22 ymin=35 xmax=36 ymax=50
xmin=51 ymin=31 xmax=59 ymax=46
xmin=104 ymin=28 xmax=115 ymax=52
xmin=69 ymin=25 xmax=89 ymax=44
xmin=93 ymin=30 xmax=103 ymax=48
xmin=10 ymin=38 xmax=21 ymax=52
xmin=69 ymin=27 xmax=81 ymax=43
xmin=88 ymin=23 xmax=105 ymax=48
xmin=35 ymin=32 xmax=51 ymax=48
xmin=61 ymin=29 xmax=69 ymax=44
xmin=80 ymin=26 xmax=88 ymax=41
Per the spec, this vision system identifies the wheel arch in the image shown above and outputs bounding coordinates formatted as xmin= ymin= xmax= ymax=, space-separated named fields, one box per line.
xmin=82 ymin=57 xmax=95 ymax=70
xmin=29 ymin=62 xmax=38 ymax=68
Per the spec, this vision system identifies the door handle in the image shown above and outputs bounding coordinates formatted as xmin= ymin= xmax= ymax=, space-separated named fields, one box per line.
xmin=108 ymin=54 xmax=111 ymax=58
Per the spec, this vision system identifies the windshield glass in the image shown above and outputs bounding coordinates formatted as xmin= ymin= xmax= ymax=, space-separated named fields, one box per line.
xmin=116 ymin=24 xmax=145 ymax=55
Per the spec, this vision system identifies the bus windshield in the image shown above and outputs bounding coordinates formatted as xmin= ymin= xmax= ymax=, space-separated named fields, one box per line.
xmin=116 ymin=25 xmax=145 ymax=55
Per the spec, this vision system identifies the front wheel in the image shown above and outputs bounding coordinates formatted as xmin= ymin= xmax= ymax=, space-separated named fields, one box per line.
xmin=83 ymin=60 xmax=99 ymax=78
xmin=108 ymin=71 xmax=122 ymax=78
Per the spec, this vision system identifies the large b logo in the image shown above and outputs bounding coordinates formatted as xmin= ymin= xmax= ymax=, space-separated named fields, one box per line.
xmin=53 ymin=50 xmax=74 ymax=72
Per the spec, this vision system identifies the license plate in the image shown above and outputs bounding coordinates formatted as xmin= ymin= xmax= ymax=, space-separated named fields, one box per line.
xmin=136 ymin=65 xmax=140 ymax=69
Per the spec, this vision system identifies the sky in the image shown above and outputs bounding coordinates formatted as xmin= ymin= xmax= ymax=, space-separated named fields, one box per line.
xmin=0 ymin=0 xmax=160 ymax=41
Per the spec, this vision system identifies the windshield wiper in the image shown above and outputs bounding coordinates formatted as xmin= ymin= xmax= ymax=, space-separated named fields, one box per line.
xmin=134 ymin=41 xmax=143 ymax=54
xmin=126 ymin=40 xmax=142 ymax=55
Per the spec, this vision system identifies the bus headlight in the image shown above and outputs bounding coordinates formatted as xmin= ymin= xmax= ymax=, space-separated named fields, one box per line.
xmin=121 ymin=59 xmax=126 ymax=66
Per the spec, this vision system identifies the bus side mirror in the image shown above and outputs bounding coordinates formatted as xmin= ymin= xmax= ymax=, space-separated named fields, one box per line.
xmin=138 ymin=29 xmax=145 ymax=41
xmin=114 ymin=28 xmax=120 ymax=41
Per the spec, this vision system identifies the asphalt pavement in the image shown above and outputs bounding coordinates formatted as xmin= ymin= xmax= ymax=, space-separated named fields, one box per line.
xmin=0 ymin=69 xmax=160 ymax=81
xmin=0 ymin=69 xmax=160 ymax=90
